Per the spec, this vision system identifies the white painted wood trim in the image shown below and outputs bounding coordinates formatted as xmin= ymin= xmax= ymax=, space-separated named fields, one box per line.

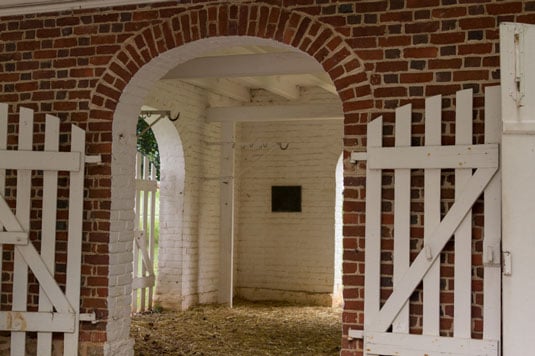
xmin=364 ymin=332 xmax=498 ymax=356
xmin=0 ymin=232 xmax=28 ymax=245
xmin=364 ymin=117 xmax=383 ymax=328
xmin=423 ymin=94 xmax=441 ymax=336
xmin=12 ymin=107 xmax=33 ymax=355
xmin=0 ymin=150 xmax=81 ymax=171
xmin=0 ymin=196 xmax=26 ymax=233
xmin=218 ymin=122 xmax=235 ymax=306
xmin=132 ymin=276 xmax=156 ymax=290
xmin=135 ymin=179 xmax=158 ymax=191
xmin=454 ymin=89 xmax=473 ymax=339
xmin=134 ymin=231 xmax=154 ymax=276
xmin=0 ymin=0 xmax=163 ymax=16
xmin=0 ymin=104 xmax=6 ymax=300
xmin=140 ymin=156 xmax=149 ymax=310
xmin=148 ymin=162 xmax=157 ymax=309
xmin=206 ymin=104 xmax=344 ymax=123
xmin=132 ymin=154 xmax=141 ymax=313
xmin=17 ymin=244 xmax=73 ymax=313
xmin=483 ymin=85 xmax=502 ymax=341
xmin=182 ymin=78 xmax=251 ymax=103
xmin=37 ymin=115 xmax=60 ymax=355
xmin=163 ymin=52 xmax=325 ymax=79
xmin=367 ymin=144 xmax=498 ymax=170
xmin=63 ymin=124 xmax=85 ymax=355
xmin=238 ymin=76 xmax=300 ymax=100
xmin=0 ymin=312 xmax=75 ymax=333
xmin=393 ymin=104 xmax=411 ymax=333
xmin=370 ymin=167 xmax=497 ymax=332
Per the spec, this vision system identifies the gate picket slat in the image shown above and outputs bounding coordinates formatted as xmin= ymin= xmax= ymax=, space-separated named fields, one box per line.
xmin=483 ymin=86 xmax=502 ymax=341
xmin=364 ymin=117 xmax=383 ymax=328
xmin=0 ymin=103 xmax=6 ymax=299
xmin=423 ymin=94 xmax=442 ymax=336
xmin=63 ymin=124 xmax=85 ymax=355
xmin=371 ymin=167 xmax=497 ymax=332
xmin=37 ymin=115 xmax=60 ymax=356
xmin=454 ymin=89 xmax=473 ymax=338
xmin=148 ymin=161 xmax=157 ymax=308
xmin=133 ymin=153 xmax=157 ymax=313
xmin=12 ymin=107 xmax=34 ymax=356
xmin=141 ymin=155 xmax=149 ymax=311
xmin=393 ymin=104 xmax=411 ymax=333
xmin=132 ymin=153 xmax=141 ymax=313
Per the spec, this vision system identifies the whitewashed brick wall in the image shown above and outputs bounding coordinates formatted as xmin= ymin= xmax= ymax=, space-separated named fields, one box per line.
xmin=235 ymin=87 xmax=343 ymax=305
xmin=144 ymin=80 xmax=237 ymax=309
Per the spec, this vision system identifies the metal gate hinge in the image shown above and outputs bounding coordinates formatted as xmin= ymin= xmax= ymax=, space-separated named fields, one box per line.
xmin=80 ymin=312 xmax=97 ymax=324
xmin=350 ymin=151 xmax=367 ymax=164
xmin=85 ymin=155 xmax=102 ymax=164
xmin=348 ymin=328 xmax=364 ymax=340
xmin=502 ymin=251 xmax=512 ymax=276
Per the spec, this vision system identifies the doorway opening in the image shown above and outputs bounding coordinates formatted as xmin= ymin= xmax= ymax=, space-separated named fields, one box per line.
xmin=110 ymin=35 xmax=349 ymax=353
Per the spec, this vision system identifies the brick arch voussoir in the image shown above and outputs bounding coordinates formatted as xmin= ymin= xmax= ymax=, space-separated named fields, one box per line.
xmin=91 ymin=2 xmax=371 ymax=121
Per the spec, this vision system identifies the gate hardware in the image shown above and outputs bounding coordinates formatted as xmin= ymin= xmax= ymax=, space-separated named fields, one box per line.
xmin=137 ymin=110 xmax=180 ymax=138
xmin=80 ymin=312 xmax=97 ymax=324
xmin=348 ymin=328 xmax=364 ymax=340
xmin=503 ymin=251 xmax=512 ymax=276
xmin=350 ymin=152 xmax=367 ymax=163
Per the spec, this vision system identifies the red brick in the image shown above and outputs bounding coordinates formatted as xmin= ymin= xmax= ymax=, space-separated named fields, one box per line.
xmin=404 ymin=46 xmax=438 ymax=58
xmin=459 ymin=16 xmax=495 ymax=30
xmin=430 ymin=32 xmax=465 ymax=44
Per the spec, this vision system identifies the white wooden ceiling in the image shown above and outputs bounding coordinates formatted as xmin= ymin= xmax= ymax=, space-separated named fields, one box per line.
xmin=161 ymin=46 xmax=342 ymax=122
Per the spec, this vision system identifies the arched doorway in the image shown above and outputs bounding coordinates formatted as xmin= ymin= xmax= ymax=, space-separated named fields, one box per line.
xmin=100 ymin=6 xmax=370 ymax=352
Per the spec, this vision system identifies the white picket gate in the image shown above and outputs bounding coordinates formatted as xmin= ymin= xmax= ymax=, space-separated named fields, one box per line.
xmin=349 ymin=87 xmax=502 ymax=355
xmin=132 ymin=152 xmax=158 ymax=313
xmin=0 ymin=104 xmax=96 ymax=355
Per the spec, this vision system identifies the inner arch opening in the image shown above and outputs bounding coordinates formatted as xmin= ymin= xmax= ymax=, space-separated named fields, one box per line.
xmin=109 ymin=35 xmax=346 ymax=353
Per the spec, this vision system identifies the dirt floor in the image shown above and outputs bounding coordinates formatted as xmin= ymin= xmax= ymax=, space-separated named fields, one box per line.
xmin=131 ymin=299 xmax=342 ymax=355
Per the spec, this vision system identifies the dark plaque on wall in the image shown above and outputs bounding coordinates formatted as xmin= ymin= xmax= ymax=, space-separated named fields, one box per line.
xmin=271 ymin=186 xmax=301 ymax=212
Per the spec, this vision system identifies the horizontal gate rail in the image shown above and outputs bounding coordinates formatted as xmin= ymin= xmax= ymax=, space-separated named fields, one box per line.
xmin=365 ymin=332 xmax=498 ymax=356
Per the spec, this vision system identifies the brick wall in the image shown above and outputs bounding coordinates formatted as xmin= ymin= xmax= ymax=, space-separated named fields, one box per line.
xmin=0 ymin=1 xmax=534 ymax=355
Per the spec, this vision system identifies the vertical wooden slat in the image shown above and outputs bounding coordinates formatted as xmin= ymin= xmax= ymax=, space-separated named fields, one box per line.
xmin=63 ymin=124 xmax=85 ymax=355
xmin=454 ymin=88 xmax=473 ymax=338
xmin=0 ymin=103 xmax=7 ymax=299
xmin=132 ymin=153 xmax=141 ymax=313
xmin=483 ymin=85 xmax=501 ymax=341
xmin=141 ymin=155 xmax=149 ymax=311
xmin=364 ymin=117 xmax=383 ymax=331
xmin=12 ymin=107 xmax=33 ymax=355
xmin=148 ymin=162 xmax=156 ymax=309
xmin=423 ymin=95 xmax=442 ymax=336
xmin=393 ymin=104 xmax=411 ymax=333
xmin=36 ymin=115 xmax=59 ymax=356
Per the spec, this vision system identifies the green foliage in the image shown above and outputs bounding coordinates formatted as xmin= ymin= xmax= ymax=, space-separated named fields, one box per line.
xmin=137 ymin=117 xmax=160 ymax=180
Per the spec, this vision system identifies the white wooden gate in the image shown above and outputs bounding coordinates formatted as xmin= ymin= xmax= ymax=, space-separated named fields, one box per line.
xmin=0 ymin=104 xmax=94 ymax=355
xmin=349 ymin=87 xmax=501 ymax=355
xmin=132 ymin=152 xmax=158 ymax=313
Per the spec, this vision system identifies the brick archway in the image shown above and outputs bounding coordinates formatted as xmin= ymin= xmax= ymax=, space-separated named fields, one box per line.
xmin=91 ymin=4 xmax=371 ymax=120
xmin=98 ymin=4 xmax=372 ymax=355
